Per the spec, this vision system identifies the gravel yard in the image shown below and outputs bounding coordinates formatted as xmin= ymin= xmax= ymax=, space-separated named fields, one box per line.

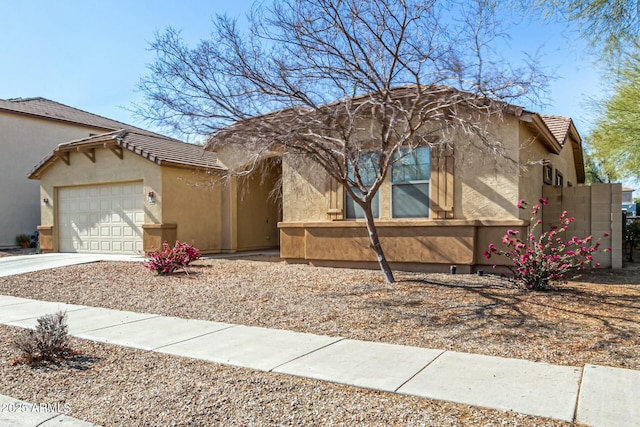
xmin=1 ymin=255 xmax=638 ymax=426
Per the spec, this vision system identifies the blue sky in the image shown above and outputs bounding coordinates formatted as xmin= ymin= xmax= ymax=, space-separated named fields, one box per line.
xmin=0 ymin=1 xmax=607 ymax=140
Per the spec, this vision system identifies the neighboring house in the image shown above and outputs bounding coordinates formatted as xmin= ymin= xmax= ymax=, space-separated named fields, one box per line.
xmin=0 ymin=97 xmax=148 ymax=247
xmin=622 ymin=187 xmax=636 ymax=217
xmin=24 ymin=102 xmax=280 ymax=255
xmin=213 ymin=97 xmax=621 ymax=272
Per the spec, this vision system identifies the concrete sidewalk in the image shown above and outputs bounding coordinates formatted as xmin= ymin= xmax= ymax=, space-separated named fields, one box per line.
xmin=0 ymin=392 xmax=98 ymax=426
xmin=0 ymin=253 xmax=143 ymax=278
xmin=0 ymin=294 xmax=638 ymax=427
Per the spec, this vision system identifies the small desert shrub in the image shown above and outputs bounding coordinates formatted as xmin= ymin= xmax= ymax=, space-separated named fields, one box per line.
xmin=144 ymin=241 xmax=202 ymax=275
xmin=13 ymin=311 xmax=72 ymax=364
xmin=15 ymin=233 xmax=31 ymax=247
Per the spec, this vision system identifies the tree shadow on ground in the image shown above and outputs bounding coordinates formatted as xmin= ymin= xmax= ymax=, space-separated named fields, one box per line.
xmin=573 ymin=263 xmax=640 ymax=285
xmin=28 ymin=353 xmax=99 ymax=372
xmin=354 ymin=274 xmax=640 ymax=348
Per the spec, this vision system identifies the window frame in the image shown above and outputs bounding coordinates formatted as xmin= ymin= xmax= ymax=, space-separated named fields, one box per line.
xmin=555 ymin=171 xmax=564 ymax=187
xmin=344 ymin=187 xmax=381 ymax=219
xmin=543 ymin=165 xmax=553 ymax=185
xmin=390 ymin=147 xmax=431 ymax=219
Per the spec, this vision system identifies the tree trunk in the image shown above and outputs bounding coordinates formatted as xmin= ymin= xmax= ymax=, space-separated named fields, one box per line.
xmin=362 ymin=203 xmax=395 ymax=283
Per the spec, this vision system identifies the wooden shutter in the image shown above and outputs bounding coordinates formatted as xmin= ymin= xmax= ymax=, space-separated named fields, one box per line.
xmin=326 ymin=177 xmax=343 ymax=220
xmin=431 ymin=150 xmax=454 ymax=219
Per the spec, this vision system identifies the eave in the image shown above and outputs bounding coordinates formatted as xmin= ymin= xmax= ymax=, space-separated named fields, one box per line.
xmin=29 ymin=130 xmax=225 ymax=180
xmin=519 ymin=112 xmax=563 ymax=155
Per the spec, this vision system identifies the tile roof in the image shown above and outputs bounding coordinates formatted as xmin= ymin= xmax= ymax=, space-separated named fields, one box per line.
xmin=0 ymin=97 xmax=145 ymax=132
xmin=540 ymin=114 xmax=585 ymax=184
xmin=1 ymin=96 xmax=224 ymax=177
xmin=540 ymin=115 xmax=572 ymax=145
xmin=29 ymin=129 xmax=223 ymax=179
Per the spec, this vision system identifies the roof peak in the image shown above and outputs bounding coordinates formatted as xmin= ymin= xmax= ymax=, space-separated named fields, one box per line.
xmin=540 ymin=115 xmax=574 ymax=145
xmin=5 ymin=96 xmax=47 ymax=102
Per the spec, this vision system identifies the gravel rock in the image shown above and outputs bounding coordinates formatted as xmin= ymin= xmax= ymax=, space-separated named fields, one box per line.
xmin=1 ymin=255 xmax=638 ymax=426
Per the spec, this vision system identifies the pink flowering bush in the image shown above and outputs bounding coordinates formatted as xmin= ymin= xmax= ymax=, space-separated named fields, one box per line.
xmin=485 ymin=199 xmax=611 ymax=291
xmin=144 ymin=241 xmax=201 ymax=275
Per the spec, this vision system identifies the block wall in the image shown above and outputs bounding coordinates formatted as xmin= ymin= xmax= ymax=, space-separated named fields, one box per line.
xmin=542 ymin=183 xmax=622 ymax=269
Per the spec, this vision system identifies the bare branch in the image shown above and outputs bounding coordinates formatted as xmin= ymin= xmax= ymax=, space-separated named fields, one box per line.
xmin=138 ymin=0 xmax=550 ymax=283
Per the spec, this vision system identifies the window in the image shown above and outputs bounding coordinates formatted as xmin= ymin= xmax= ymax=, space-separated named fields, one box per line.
xmin=555 ymin=171 xmax=563 ymax=187
xmin=543 ymin=165 xmax=553 ymax=185
xmin=391 ymin=147 xmax=430 ymax=218
xmin=345 ymin=153 xmax=380 ymax=219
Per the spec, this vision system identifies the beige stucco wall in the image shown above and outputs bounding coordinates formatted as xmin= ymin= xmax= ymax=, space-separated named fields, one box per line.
xmin=278 ymin=113 xmax=588 ymax=271
xmin=518 ymin=121 xmax=580 ymax=214
xmin=282 ymin=156 xmax=328 ymax=222
xmin=281 ymin=113 xmax=525 ymax=223
xmin=454 ymin=114 xmax=521 ymax=220
xmin=161 ymin=167 xmax=223 ymax=253
xmin=0 ymin=111 xmax=109 ymax=247
xmin=517 ymin=124 xmax=548 ymax=213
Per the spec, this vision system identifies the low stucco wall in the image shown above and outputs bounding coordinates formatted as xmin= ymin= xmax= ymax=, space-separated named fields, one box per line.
xmin=279 ymin=219 xmax=528 ymax=273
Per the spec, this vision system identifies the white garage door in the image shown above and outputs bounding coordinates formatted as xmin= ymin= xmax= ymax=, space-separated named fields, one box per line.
xmin=58 ymin=183 xmax=144 ymax=254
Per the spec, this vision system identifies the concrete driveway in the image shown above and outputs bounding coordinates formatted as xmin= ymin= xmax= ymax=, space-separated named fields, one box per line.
xmin=0 ymin=253 xmax=143 ymax=278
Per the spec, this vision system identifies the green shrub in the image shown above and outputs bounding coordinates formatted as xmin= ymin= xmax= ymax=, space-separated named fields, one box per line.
xmin=15 ymin=233 xmax=31 ymax=246
xmin=13 ymin=311 xmax=72 ymax=364
xmin=627 ymin=219 xmax=640 ymax=246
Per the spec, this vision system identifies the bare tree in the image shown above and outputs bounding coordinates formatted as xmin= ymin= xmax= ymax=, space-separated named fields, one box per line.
xmin=137 ymin=0 xmax=548 ymax=283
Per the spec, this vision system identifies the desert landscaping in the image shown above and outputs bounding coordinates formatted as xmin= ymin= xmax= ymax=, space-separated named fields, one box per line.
xmin=0 ymin=254 xmax=638 ymax=425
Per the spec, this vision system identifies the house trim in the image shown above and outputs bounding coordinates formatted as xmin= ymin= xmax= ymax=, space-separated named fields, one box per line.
xmin=278 ymin=218 xmax=528 ymax=273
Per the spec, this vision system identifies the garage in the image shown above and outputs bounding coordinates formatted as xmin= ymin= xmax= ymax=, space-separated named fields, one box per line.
xmin=29 ymin=128 xmax=277 ymax=255
xmin=58 ymin=182 xmax=144 ymax=254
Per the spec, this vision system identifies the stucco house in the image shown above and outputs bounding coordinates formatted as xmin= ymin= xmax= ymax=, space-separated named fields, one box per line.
xmin=26 ymin=104 xmax=280 ymax=255
xmin=212 ymin=91 xmax=621 ymax=272
xmin=0 ymin=97 xmax=151 ymax=248
xmin=24 ymin=91 xmax=620 ymax=270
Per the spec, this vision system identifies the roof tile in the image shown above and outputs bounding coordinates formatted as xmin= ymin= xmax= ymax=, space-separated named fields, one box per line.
xmin=28 ymin=129 xmax=222 ymax=178
xmin=2 ymin=97 xmax=224 ymax=177
xmin=0 ymin=97 xmax=142 ymax=131
xmin=540 ymin=115 xmax=572 ymax=145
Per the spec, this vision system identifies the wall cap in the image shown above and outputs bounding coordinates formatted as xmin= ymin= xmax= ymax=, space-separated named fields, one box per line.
xmin=142 ymin=223 xmax=177 ymax=230
xmin=278 ymin=219 xmax=528 ymax=228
